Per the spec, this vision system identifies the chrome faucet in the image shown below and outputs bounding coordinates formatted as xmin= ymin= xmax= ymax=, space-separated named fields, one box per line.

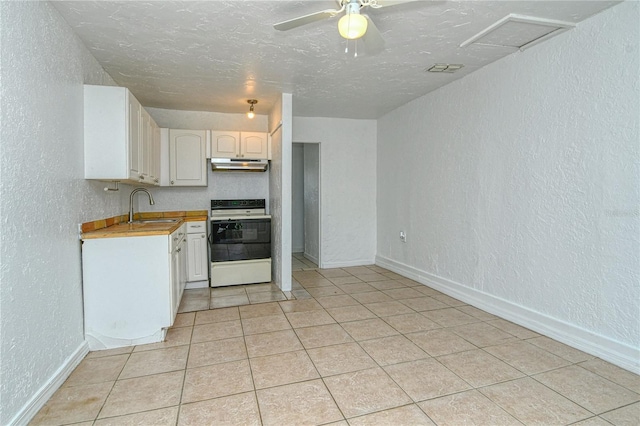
xmin=129 ymin=188 xmax=155 ymax=223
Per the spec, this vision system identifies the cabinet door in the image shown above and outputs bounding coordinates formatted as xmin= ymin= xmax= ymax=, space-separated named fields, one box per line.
xmin=128 ymin=94 xmax=142 ymax=181
xmin=140 ymin=109 xmax=152 ymax=183
xmin=240 ymin=132 xmax=268 ymax=159
xmin=179 ymin=239 xmax=188 ymax=300
xmin=170 ymin=245 xmax=180 ymax=320
xmin=211 ymin=131 xmax=240 ymax=158
xmin=84 ymin=85 xmax=129 ymax=180
xmin=187 ymin=232 xmax=208 ymax=282
xmin=152 ymin=120 xmax=161 ymax=185
xmin=169 ymin=129 xmax=207 ymax=186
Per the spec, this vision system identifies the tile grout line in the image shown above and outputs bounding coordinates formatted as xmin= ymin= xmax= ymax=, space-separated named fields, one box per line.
xmin=282 ymin=303 xmax=349 ymax=423
xmin=239 ymin=313 xmax=265 ymax=426
xmin=173 ymin=323 xmax=196 ymax=425
xmin=91 ymin=349 xmax=132 ymax=423
xmin=528 ymin=364 xmax=633 ymax=418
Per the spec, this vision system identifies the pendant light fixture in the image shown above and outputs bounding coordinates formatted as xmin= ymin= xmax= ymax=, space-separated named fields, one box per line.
xmin=338 ymin=1 xmax=368 ymax=40
xmin=247 ymin=99 xmax=258 ymax=119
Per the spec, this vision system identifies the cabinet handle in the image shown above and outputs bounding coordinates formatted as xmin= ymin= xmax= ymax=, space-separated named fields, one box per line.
xmin=139 ymin=174 xmax=144 ymax=180
xmin=170 ymin=180 xmax=174 ymax=185
xmin=201 ymin=234 xmax=205 ymax=238
xmin=154 ymin=178 xmax=159 ymax=183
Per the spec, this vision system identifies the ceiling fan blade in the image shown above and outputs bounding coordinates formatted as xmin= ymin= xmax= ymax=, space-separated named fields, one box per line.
xmin=273 ymin=9 xmax=339 ymax=31
xmin=368 ymin=0 xmax=420 ymax=8
xmin=361 ymin=16 xmax=385 ymax=54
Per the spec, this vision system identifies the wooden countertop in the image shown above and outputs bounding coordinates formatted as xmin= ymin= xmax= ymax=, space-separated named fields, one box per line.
xmin=81 ymin=211 xmax=208 ymax=240
xmin=82 ymin=221 xmax=183 ymax=239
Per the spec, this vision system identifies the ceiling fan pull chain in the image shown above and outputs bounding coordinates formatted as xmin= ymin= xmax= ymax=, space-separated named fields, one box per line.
xmin=344 ymin=39 xmax=359 ymax=58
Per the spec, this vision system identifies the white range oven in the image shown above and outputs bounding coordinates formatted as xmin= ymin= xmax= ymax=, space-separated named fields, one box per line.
xmin=209 ymin=199 xmax=272 ymax=287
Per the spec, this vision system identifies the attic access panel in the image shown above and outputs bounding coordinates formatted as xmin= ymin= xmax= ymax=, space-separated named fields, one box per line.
xmin=460 ymin=14 xmax=576 ymax=51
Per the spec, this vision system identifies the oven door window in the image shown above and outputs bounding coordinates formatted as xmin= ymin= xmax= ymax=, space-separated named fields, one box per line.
xmin=210 ymin=219 xmax=271 ymax=261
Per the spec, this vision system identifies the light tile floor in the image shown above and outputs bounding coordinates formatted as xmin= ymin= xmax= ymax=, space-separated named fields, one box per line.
xmin=293 ymin=252 xmax=318 ymax=271
xmin=31 ymin=265 xmax=640 ymax=425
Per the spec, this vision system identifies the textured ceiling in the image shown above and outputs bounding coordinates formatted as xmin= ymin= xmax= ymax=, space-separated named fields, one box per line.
xmin=52 ymin=1 xmax=619 ymax=119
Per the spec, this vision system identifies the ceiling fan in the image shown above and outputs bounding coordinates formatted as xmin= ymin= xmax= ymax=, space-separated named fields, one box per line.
xmin=274 ymin=0 xmax=417 ymax=55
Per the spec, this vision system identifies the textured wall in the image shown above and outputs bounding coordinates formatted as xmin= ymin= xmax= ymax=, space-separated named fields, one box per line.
xmin=293 ymin=117 xmax=377 ymax=267
xmin=143 ymin=108 xmax=270 ymax=212
xmin=0 ymin=2 xmax=129 ymax=424
xmin=268 ymin=94 xmax=293 ymax=291
xmin=292 ymin=144 xmax=305 ymax=252
xmin=377 ymin=2 xmax=639 ymax=368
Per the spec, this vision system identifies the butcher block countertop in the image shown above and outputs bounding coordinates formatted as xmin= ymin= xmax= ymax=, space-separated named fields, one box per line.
xmin=81 ymin=210 xmax=208 ymax=240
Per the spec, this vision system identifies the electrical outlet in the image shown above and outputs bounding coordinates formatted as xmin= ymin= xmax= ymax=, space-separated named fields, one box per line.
xmin=400 ymin=231 xmax=407 ymax=243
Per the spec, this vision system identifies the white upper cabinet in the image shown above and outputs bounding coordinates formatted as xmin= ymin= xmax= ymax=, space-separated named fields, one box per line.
xmin=210 ymin=131 xmax=240 ymax=158
xmin=152 ymin=120 xmax=161 ymax=185
xmin=241 ymin=132 xmax=269 ymax=159
xmin=169 ymin=129 xmax=208 ymax=186
xmin=128 ymin=94 xmax=142 ymax=181
xmin=141 ymin=109 xmax=160 ymax=185
xmin=84 ymin=85 xmax=159 ymax=185
xmin=210 ymin=131 xmax=269 ymax=160
xmin=140 ymin=108 xmax=152 ymax=182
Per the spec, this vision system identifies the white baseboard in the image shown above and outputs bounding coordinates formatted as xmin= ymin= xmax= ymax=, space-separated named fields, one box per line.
xmin=303 ymin=252 xmax=319 ymax=266
xmin=321 ymin=258 xmax=375 ymax=269
xmin=292 ymin=246 xmax=304 ymax=254
xmin=9 ymin=341 xmax=90 ymax=426
xmin=185 ymin=280 xmax=209 ymax=289
xmin=376 ymin=255 xmax=640 ymax=375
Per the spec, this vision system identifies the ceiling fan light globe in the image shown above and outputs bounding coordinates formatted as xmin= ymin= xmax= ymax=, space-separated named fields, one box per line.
xmin=338 ymin=13 xmax=368 ymax=39
xmin=247 ymin=111 xmax=255 ymax=119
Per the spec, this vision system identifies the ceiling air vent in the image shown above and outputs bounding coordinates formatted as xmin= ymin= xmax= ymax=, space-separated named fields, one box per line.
xmin=426 ymin=64 xmax=464 ymax=73
xmin=460 ymin=14 xmax=575 ymax=51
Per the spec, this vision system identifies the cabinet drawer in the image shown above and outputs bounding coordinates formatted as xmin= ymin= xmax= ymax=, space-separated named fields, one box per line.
xmin=187 ymin=221 xmax=206 ymax=234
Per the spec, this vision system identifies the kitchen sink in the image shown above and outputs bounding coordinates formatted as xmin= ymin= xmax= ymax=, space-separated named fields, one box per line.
xmin=132 ymin=219 xmax=180 ymax=224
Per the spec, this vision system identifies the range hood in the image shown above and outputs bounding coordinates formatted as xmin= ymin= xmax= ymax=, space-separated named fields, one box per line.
xmin=211 ymin=158 xmax=269 ymax=172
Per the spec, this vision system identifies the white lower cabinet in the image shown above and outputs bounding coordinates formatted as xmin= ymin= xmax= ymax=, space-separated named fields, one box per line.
xmin=82 ymin=225 xmax=186 ymax=350
xmin=171 ymin=229 xmax=187 ymax=319
xmin=186 ymin=221 xmax=209 ymax=289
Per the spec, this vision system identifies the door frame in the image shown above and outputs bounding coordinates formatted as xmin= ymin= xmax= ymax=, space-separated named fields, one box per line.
xmin=292 ymin=141 xmax=322 ymax=268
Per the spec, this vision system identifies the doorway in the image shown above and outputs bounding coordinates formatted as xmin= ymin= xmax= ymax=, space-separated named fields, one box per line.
xmin=292 ymin=142 xmax=320 ymax=270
